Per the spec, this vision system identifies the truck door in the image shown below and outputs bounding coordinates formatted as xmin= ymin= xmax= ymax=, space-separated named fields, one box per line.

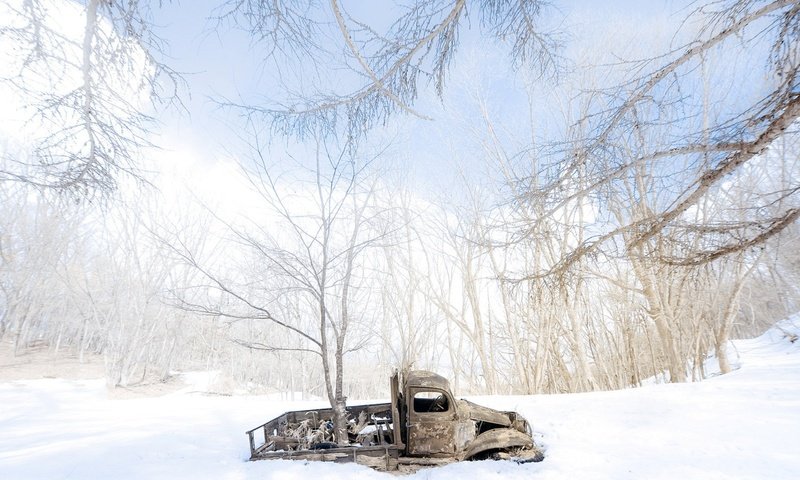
xmin=406 ymin=388 xmax=456 ymax=456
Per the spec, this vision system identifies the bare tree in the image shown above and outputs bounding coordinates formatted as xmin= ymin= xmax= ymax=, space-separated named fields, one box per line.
xmin=524 ymin=0 xmax=800 ymax=275
xmin=169 ymin=133 xmax=386 ymax=444
xmin=0 ymin=182 xmax=191 ymax=386
xmin=376 ymin=186 xmax=443 ymax=375
xmin=1 ymin=0 xmax=180 ymax=197
xmin=218 ymin=0 xmax=558 ymax=142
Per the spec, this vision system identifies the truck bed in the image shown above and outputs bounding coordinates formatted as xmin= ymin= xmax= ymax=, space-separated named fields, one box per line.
xmin=246 ymin=402 xmax=399 ymax=466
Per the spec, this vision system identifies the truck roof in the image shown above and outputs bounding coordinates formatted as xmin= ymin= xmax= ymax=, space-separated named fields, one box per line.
xmin=405 ymin=370 xmax=451 ymax=391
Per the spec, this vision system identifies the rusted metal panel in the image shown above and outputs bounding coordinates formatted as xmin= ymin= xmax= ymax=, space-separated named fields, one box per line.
xmin=390 ymin=372 xmax=405 ymax=450
xmin=405 ymin=371 xmax=451 ymax=391
xmin=454 ymin=418 xmax=476 ymax=451
xmin=458 ymin=399 xmax=513 ymax=427
xmin=407 ymin=387 xmax=456 ymax=456
xmin=407 ymin=419 xmax=456 ymax=456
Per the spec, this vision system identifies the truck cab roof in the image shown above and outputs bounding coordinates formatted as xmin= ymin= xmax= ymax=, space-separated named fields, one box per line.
xmin=405 ymin=370 xmax=451 ymax=391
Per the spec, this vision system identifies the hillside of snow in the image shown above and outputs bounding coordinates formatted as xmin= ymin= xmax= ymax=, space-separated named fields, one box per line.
xmin=1 ymin=317 xmax=798 ymax=480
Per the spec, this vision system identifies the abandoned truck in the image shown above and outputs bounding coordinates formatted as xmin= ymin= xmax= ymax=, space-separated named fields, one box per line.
xmin=245 ymin=370 xmax=543 ymax=471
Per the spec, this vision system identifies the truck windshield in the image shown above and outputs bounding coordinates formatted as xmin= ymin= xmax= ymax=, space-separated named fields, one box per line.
xmin=413 ymin=391 xmax=450 ymax=413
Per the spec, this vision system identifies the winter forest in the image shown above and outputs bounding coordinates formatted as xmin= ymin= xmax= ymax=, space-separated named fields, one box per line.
xmin=1 ymin=0 xmax=799 ymax=427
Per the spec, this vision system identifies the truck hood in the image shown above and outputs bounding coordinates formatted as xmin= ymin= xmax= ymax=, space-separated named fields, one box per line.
xmin=457 ymin=399 xmax=512 ymax=427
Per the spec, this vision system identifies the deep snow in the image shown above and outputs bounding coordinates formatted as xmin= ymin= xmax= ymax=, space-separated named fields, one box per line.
xmin=1 ymin=317 xmax=798 ymax=479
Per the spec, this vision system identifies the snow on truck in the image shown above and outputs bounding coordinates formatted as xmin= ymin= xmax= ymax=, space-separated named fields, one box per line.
xmin=245 ymin=371 xmax=543 ymax=472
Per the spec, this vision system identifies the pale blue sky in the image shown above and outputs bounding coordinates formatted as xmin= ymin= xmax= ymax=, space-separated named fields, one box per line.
xmin=151 ymin=0 xmax=701 ymax=198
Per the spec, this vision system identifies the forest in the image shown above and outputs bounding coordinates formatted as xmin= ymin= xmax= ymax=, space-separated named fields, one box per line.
xmin=1 ymin=0 xmax=798 ymax=422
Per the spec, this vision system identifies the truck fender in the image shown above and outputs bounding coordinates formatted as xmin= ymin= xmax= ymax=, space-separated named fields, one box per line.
xmin=460 ymin=428 xmax=533 ymax=460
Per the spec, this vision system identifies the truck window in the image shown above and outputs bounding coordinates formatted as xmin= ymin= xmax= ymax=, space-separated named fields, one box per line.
xmin=413 ymin=391 xmax=450 ymax=413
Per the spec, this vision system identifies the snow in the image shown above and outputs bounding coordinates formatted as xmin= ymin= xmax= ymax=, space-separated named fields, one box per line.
xmin=1 ymin=318 xmax=799 ymax=479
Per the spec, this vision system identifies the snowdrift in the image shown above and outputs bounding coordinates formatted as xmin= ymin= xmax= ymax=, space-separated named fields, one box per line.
xmin=1 ymin=318 xmax=798 ymax=479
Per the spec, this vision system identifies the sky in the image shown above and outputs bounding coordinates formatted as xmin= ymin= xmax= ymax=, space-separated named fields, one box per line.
xmin=0 ymin=0 xmax=705 ymax=208
xmin=145 ymin=0 xmax=698 ymax=201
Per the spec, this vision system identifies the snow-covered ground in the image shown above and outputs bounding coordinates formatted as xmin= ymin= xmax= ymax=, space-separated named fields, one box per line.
xmin=1 ymin=318 xmax=798 ymax=479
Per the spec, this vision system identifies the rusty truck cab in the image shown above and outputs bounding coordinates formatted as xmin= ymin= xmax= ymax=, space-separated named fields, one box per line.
xmin=397 ymin=371 xmax=459 ymax=456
